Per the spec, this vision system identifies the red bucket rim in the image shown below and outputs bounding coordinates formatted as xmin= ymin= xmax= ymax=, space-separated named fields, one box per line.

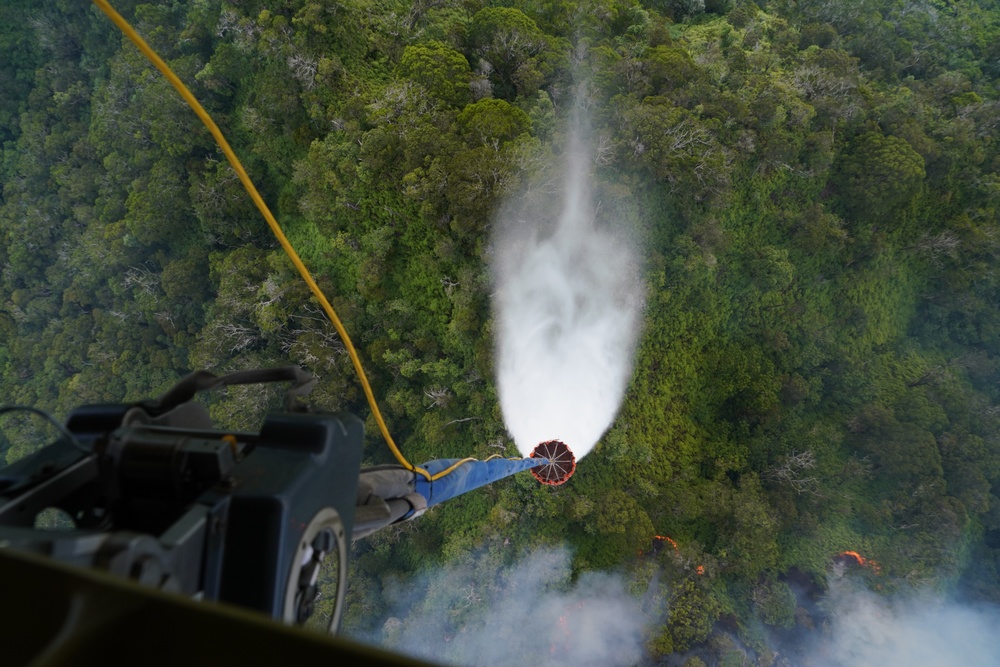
xmin=529 ymin=439 xmax=576 ymax=485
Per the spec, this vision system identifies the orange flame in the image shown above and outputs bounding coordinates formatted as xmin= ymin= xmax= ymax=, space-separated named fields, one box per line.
xmin=842 ymin=550 xmax=866 ymax=566
xmin=652 ymin=535 xmax=705 ymax=574
xmin=654 ymin=535 xmax=679 ymax=553
xmin=549 ymin=602 xmax=587 ymax=654
xmin=551 ymin=614 xmax=568 ymax=656
xmin=838 ymin=550 xmax=882 ymax=574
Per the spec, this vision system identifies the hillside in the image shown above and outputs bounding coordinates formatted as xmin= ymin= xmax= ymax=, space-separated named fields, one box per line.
xmin=2 ymin=1 xmax=1000 ymax=664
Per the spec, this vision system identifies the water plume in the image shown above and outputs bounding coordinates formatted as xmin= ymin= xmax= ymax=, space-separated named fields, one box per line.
xmin=491 ymin=111 xmax=642 ymax=459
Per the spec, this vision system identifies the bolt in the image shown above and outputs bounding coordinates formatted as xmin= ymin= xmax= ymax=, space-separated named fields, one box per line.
xmin=312 ymin=528 xmax=335 ymax=554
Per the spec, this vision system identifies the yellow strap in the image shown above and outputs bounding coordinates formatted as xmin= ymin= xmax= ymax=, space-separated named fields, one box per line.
xmin=91 ymin=0 xmax=485 ymax=481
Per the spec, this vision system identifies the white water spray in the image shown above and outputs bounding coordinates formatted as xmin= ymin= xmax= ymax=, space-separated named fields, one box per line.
xmin=492 ymin=117 xmax=643 ymax=459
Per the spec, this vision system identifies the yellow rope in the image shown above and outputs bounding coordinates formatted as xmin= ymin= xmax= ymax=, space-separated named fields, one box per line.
xmin=91 ymin=0 xmax=483 ymax=481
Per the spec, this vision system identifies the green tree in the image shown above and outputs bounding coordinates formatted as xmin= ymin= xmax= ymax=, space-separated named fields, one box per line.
xmin=457 ymin=98 xmax=532 ymax=147
xmin=645 ymin=46 xmax=700 ymax=95
xmin=667 ymin=578 xmax=720 ymax=652
xmin=837 ymin=132 xmax=926 ymax=221
xmin=400 ymin=41 xmax=472 ymax=107
xmin=585 ymin=488 xmax=655 ymax=567
xmin=124 ymin=159 xmax=193 ymax=250
xmin=617 ymin=98 xmax=729 ymax=204
xmin=752 ymin=578 xmax=797 ymax=628
xmin=468 ymin=7 xmax=549 ymax=100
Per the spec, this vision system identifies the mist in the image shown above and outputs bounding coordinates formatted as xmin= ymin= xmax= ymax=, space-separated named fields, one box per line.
xmin=491 ymin=112 xmax=643 ymax=459
xmin=803 ymin=577 xmax=1000 ymax=667
xmin=760 ymin=575 xmax=1000 ymax=667
xmin=348 ymin=546 xmax=653 ymax=667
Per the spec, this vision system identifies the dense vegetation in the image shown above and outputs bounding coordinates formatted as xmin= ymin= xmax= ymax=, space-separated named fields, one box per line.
xmin=2 ymin=0 xmax=1000 ymax=663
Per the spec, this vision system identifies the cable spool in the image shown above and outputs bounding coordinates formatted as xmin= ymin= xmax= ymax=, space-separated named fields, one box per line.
xmin=529 ymin=440 xmax=576 ymax=485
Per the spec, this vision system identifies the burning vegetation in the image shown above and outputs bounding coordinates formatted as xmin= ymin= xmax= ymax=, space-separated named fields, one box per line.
xmin=646 ymin=535 xmax=705 ymax=575
xmin=836 ymin=550 xmax=882 ymax=574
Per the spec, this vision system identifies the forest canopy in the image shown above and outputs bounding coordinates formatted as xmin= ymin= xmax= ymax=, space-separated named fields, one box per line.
xmin=2 ymin=0 xmax=1000 ymax=663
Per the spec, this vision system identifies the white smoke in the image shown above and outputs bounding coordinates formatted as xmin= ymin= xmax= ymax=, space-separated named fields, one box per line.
xmin=348 ymin=546 xmax=653 ymax=667
xmin=491 ymin=120 xmax=643 ymax=458
xmin=806 ymin=578 xmax=1000 ymax=667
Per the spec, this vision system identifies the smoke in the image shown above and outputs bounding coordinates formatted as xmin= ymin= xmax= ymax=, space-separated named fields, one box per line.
xmin=773 ymin=576 xmax=1000 ymax=667
xmin=491 ymin=112 xmax=643 ymax=458
xmin=347 ymin=546 xmax=653 ymax=667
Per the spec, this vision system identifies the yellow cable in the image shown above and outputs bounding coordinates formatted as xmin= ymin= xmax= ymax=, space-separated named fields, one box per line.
xmin=91 ymin=0 xmax=489 ymax=482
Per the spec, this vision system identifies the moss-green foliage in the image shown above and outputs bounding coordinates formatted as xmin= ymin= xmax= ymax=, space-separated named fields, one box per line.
xmin=666 ymin=577 xmax=722 ymax=651
xmin=837 ymin=132 xmax=926 ymax=221
xmin=399 ymin=41 xmax=472 ymax=108
xmin=752 ymin=578 xmax=797 ymax=628
xmin=3 ymin=0 xmax=1000 ymax=663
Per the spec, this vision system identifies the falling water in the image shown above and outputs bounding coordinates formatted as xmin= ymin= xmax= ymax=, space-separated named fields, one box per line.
xmin=492 ymin=114 xmax=643 ymax=459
